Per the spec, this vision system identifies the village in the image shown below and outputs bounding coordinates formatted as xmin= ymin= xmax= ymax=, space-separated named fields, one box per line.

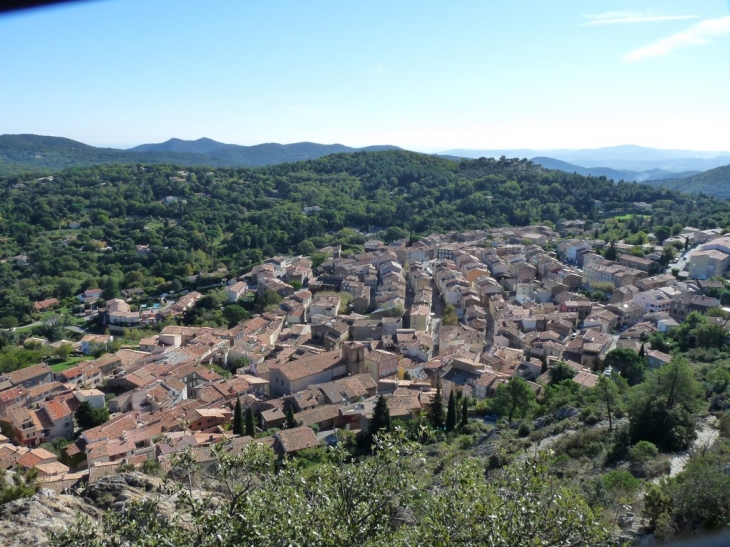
xmin=1 ymin=221 xmax=729 ymax=491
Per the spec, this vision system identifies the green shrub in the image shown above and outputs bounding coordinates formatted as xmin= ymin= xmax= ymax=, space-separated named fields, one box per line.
xmin=630 ymin=440 xmax=659 ymax=463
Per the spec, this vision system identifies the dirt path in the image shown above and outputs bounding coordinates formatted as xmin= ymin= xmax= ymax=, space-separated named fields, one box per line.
xmin=666 ymin=417 xmax=719 ymax=478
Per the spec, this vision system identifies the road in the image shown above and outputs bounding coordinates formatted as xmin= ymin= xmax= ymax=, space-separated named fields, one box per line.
xmin=666 ymin=246 xmax=696 ymax=275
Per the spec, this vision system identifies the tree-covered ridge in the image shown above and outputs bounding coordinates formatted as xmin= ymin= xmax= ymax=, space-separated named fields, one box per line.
xmin=644 ymin=164 xmax=730 ymax=199
xmin=0 ymin=150 xmax=728 ymax=326
xmin=0 ymin=134 xmax=400 ymax=176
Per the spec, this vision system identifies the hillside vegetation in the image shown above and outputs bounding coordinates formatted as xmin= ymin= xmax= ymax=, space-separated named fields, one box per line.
xmin=1 ymin=150 xmax=729 ymax=326
xmin=645 ymin=165 xmax=730 ymax=199
xmin=0 ymin=134 xmax=399 ymax=175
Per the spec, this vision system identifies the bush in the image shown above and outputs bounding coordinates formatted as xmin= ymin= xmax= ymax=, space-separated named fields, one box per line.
xmin=554 ymin=427 xmax=606 ymax=459
xmin=605 ymin=425 xmax=631 ymax=464
xmin=517 ymin=422 xmax=531 ymax=437
xmin=631 ymin=440 xmax=659 ymax=463
xmin=141 ymin=460 xmax=161 ymax=476
xmin=719 ymin=413 xmax=730 ymax=438
xmin=487 ymin=452 xmax=508 ymax=470
xmin=457 ymin=435 xmax=474 ymax=450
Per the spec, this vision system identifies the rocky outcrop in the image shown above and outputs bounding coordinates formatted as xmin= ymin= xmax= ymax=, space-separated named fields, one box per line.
xmin=0 ymin=473 xmax=170 ymax=547
xmin=0 ymin=488 xmax=99 ymax=547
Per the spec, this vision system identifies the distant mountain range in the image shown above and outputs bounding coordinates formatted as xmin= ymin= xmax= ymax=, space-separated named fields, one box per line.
xmin=530 ymin=157 xmax=700 ymax=183
xmin=3 ymin=136 xmax=730 ymax=198
xmin=444 ymin=144 xmax=730 ymax=172
xmin=0 ymin=134 xmax=400 ymax=176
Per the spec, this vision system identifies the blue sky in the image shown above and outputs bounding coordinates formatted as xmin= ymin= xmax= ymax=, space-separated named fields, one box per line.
xmin=1 ymin=0 xmax=729 ymax=151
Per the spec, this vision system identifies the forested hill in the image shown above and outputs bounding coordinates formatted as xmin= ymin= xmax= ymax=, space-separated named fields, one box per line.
xmin=1 ymin=150 xmax=729 ymax=324
xmin=642 ymin=164 xmax=730 ymax=199
xmin=0 ymin=134 xmax=400 ymax=176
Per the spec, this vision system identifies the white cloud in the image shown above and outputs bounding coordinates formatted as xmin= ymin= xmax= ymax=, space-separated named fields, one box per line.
xmin=582 ymin=14 xmax=699 ymax=26
xmin=625 ymin=15 xmax=730 ymax=61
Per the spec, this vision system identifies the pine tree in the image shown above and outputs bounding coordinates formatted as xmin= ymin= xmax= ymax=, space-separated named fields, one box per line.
xmin=245 ymin=406 xmax=255 ymax=437
xmin=427 ymin=382 xmax=445 ymax=429
xmin=286 ymin=405 xmax=297 ymax=429
xmin=369 ymin=395 xmax=392 ymax=442
xmin=445 ymin=390 xmax=456 ymax=432
xmin=232 ymin=397 xmax=243 ymax=436
xmin=460 ymin=396 xmax=469 ymax=429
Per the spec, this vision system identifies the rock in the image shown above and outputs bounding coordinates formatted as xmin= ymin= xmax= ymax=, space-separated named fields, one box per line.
xmin=0 ymin=491 xmax=101 ymax=547
xmin=555 ymin=407 xmax=578 ymax=420
xmin=618 ymin=512 xmax=635 ymax=528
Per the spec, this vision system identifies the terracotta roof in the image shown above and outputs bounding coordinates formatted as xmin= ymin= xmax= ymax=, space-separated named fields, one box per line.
xmin=0 ymin=385 xmax=27 ymax=403
xmin=42 ymin=398 xmax=72 ymax=421
xmin=4 ymin=363 xmax=51 ymax=385
xmin=35 ymin=461 xmax=69 ymax=476
xmin=83 ymin=413 xmax=138 ymax=443
xmin=293 ymin=405 xmax=340 ymax=427
xmin=16 ymin=447 xmax=57 ymax=468
xmin=572 ymin=371 xmax=599 ymax=388
xmin=272 ymin=350 xmax=343 ymax=382
xmin=276 ymin=426 xmax=320 ymax=453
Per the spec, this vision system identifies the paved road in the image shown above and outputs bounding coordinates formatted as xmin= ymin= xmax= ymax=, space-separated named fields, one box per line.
xmin=666 ymin=246 xmax=696 ymax=274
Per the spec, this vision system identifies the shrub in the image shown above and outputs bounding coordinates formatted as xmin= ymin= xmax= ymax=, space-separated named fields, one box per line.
xmin=488 ymin=452 xmax=508 ymax=470
xmin=517 ymin=422 xmax=531 ymax=437
xmin=631 ymin=440 xmax=659 ymax=463
xmin=141 ymin=460 xmax=161 ymax=476
xmin=457 ymin=435 xmax=474 ymax=450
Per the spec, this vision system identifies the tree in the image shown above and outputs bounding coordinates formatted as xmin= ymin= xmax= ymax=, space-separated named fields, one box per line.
xmin=51 ymin=435 xmax=610 ymax=547
xmin=285 ymin=405 xmax=297 ymax=429
xmin=441 ymin=304 xmax=458 ymax=326
xmin=492 ymin=377 xmax=535 ymax=423
xmin=222 ymin=304 xmax=250 ymax=328
xmin=233 ymin=397 xmax=243 ymax=436
xmin=629 ymin=358 xmax=703 ymax=451
xmin=604 ymin=347 xmax=646 ymax=386
xmin=596 ymin=375 xmax=621 ymax=431
xmin=540 ymin=353 xmax=548 ymax=375
xmin=445 ymin=390 xmax=456 ymax=432
xmin=654 ymin=226 xmax=671 ymax=244
xmin=245 ymin=406 xmax=255 ymax=437
xmin=427 ymin=382 xmax=445 ymax=429
xmin=604 ymin=241 xmax=617 ymax=261
xmin=603 ymin=469 xmax=641 ymax=525
xmin=638 ymin=343 xmax=645 ymax=357
xmin=75 ymin=401 xmax=109 ymax=430
xmin=460 ymin=396 xmax=469 ymax=429
xmin=368 ymin=395 xmax=392 ymax=443
xmin=54 ymin=343 xmax=73 ymax=361
xmin=256 ymin=289 xmax=283 ymax=313
xmin=550 ymin=361 xmax=577 ymax=384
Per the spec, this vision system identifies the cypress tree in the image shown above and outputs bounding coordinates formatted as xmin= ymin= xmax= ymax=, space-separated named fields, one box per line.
xmin=232 ymin=397 xmax=243 ymax=436
xmin=369 ymin=395 xmax=392 ymax=441
xmin=445 ymin=390 xmax=456 ymax=432
xmin=541 ymin=353 xmax=548 ymax=374
xmin=286 ymin=405 xmax=297 ymax=429
xmin=460 ymin=396 xmax=469 ymax=429
xmin=639 ymin=343 xmax=645 ymax=357
xmin=245 ymin=406 xmax=255 ymax=437
xmin=427 ymin=382 xmax=445 ymax=429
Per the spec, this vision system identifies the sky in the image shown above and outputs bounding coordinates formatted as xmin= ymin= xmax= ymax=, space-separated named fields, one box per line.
xmin=1 ymin=0 xmax=730 ymax=152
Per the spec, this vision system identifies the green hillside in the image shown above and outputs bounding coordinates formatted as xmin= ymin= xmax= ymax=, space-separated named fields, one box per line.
xmin=645 ymin=164 xmax=730 ymax=198
xmin=0 ymin=150 xmax=727 ymax=324
xmin=0 ymin=134 xmax=400 ymax=176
